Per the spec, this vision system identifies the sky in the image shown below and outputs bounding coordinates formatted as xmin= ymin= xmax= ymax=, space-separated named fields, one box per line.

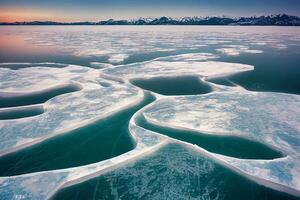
xmin=0 ymin=0 xmax=300 ymax=22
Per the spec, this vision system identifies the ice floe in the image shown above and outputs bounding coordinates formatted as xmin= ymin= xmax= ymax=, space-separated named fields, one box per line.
xmin=108 ymin=54 xmax=129 ymax=63
xmin=0 ymin=92 xmax=168 ymax=199
xmin=2 ymin=26 xmax=298 ymax=67
xmin=0 ymin=58 xmax=257 ymax=199
xmin=154 ymin=52 xmax=218 ymax=62
xmin=2 ymin=26 xmax=299 ymax=65
xmin=216 ymin=45 xmax=263 ymax=56
xmin=0 ymin=38 xmax=299 ymax=199
xmin=102 ymin=60 xmax=254 ymax=81
xmin=141 ymin=90 xmax=300 ymax=195
xmin=0 ymin=63 xmax=143 ymax=156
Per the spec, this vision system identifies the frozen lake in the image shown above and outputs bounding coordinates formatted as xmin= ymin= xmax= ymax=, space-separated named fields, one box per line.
xmin=0 ymin=26 xmax=300 ymax=200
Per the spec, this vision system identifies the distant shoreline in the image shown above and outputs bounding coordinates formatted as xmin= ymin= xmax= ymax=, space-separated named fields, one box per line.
xmin=1 ymin=24 xmax=300 ymax=26
xmin=1 ymin=14 xmax=300 ymax=26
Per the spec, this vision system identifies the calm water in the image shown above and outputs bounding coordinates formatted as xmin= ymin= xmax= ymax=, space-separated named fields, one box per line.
xmin=0 ymin=26 xmax=299 ymax=199
xmin=53 ymin=144 xmax=298 ymax=200
xmin=131 ymin=75 xmax=212 ymax=95
xmin=0 ymin=83 xmax=81 ymax=108
xmin=136 ymin=113 xmax=284 ymax=159
xmin=0 ymin=93 xmax=155 ymax=176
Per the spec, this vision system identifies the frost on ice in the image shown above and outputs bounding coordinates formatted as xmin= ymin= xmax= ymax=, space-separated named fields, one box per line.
xmin=103 ymin=59 xmax=254 ymax=80
xmin=0 ymin=63 xmax=143 ymax=156
xmin=142 ymin=90 xmax=300 ymax=195
xmin=0 ymin=43 xmax=299 ymax=199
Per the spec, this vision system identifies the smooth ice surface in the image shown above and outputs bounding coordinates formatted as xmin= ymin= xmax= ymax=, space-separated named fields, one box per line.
xmin=0 ymin=63 xmax=143 ymax=155
xmin=142 ymin=90 xmax=300 ymax=195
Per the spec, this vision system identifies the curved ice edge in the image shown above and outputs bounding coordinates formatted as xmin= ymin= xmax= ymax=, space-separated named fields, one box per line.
xmin=93 ymin=52 xmax=217 ymax=71
xmin=128 ymin=75 xmax=212 ymax=96
xmin=135 ymin=117 xmax=299 ymax=197
xmin=101 ymin=61 xmax=254 ymax=94
xmin=105 ymin=63 xmax=254 ymax=81
xmin=131 ymin=97 xmax=300 ymax=197
xmin=0 ymin=130 xmax=167 ymax=199
xmin=0 ymin=92 xmax=169 ymax=200
xmin=0 ymin=104 xmax=44 ymax=120
xmin=0 ymin=139 xmax=169 ymax=200
xmin=0 ymin=89 xmax=144 ymax=157
xmin=0 ymin=62 xmax=68 ymax=69
xmin=41 ymin=141 xmax=169 ymax=198
xmin=128 ymin=75 xmax=247 ymax=97
xmin=180 ymin=141 xmax=300 ymax=197
xmin=142 ymin=112 xmax=284 ymax=154
xmin=51 ymin=140 xmax=169 ymax=197
xmin=0 ymin=82 xmax=82 ymax=97
xmin=0 ymin=91 xmax=296 ymax=197
xmin=0 ymin=61 xmax=273 ymax=198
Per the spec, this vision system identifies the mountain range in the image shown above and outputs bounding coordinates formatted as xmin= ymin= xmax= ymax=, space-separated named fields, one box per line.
xmin=1 ymin=14 xmax=299 ymax=26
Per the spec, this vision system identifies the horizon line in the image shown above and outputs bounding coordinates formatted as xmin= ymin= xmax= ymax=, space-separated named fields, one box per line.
xmin=1 ymin=13 xmax=299 ymax=24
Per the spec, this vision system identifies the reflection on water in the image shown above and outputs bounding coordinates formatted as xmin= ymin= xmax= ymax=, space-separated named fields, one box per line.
xmin=1 ymin=26 xmax=300 ymax=72
xmin=0 ymin=33 xmax=93 ymax=66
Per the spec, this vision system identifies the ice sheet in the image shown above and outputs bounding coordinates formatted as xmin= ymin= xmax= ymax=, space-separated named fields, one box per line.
xmin=0 ymin=64 xmax=143 ymax=156
xmin=142 ymin=90 xmax=300 ymax=195
xmin=0 ymin=26 xmax=299 ymax=199
xmin=103 ymin=60 xmax=254 ymax=80
xmin=15 ymin=26 xmax=297 ymax=63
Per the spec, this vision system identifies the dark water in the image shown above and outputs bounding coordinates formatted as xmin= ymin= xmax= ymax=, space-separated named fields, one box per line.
xmin=53 ymin=144 xmax=298 ymax=200
xmin=0 ymin=26 xmax=299 ymax=199
xmin=131 ymin=76 xmax=212 ymax=95
xmin=0 ymin=105 xmax=44 ymax=120
xmin=0 ymin=83 xmax=81 ymax=108
xmin=136 ymin=114 xmax=284 ymax=159
xmin=0 ymin=93 xmax=154 ymax=176
xmin=213 ymin=46 xmax=300 ymax=94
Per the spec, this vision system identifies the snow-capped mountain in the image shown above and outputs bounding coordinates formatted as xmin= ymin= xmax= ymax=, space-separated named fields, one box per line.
xmin=1 ymin=14 xmax=299 ymax=26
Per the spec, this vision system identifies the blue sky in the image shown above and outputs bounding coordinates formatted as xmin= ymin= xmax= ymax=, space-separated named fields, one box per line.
xmin=1 ymin=0 xmax=300 ymax=22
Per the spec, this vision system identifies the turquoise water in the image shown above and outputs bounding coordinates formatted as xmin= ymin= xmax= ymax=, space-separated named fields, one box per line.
xmin=0 ymin=84 xmax=81 ymax=108
xmin=53 ymin=144 xmax=298 ymax=200
xmin=136 ymin=114 xmax=284 ymax=159
xmin=214 ymin=46 xmax=300 ymax=95
xmin=0 ymin=106 xmax=44 ymax=120
xmin=131 ymin=76 xmax=212 ymax=95
xmin=0 ymin=94 xmax=154 ymax=176
xmin=0 ymin=26 xmax=299 ymax=199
